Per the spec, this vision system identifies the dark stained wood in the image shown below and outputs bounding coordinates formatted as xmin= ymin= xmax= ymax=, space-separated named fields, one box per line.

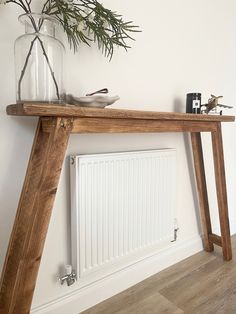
xmin=6 ymin=103 xmax=235 ymax=122
xmin=211 ymin=123 xmax=232 ymax=261
xmin=42 ymin=117 xmax=218 ymax=133
xmin=191 ymin=132 xmax=214 ymax=252
xmin=0 ymin=117 xmax=73 ymax=313
xmin=209 ymin=233 xmax=222 ymax=247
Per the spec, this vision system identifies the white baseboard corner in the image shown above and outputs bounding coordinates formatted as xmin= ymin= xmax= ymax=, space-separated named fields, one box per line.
xmin=212 ymin=217 xmax=236 ymax=236
xmin=31 ymin=234 xmax=203 ymax=314
xmin=230 ymin=217 xmax=236 ymax=235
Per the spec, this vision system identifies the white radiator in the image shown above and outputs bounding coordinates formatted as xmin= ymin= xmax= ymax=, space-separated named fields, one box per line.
xmin=70 ymin=149 xmax=176 ymax=282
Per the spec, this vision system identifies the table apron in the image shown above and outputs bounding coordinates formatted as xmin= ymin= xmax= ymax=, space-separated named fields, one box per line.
xmin=42 ymin=117 xmax=218 ymax=133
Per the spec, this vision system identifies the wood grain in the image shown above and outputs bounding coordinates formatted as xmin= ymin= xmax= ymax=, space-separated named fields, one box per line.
xmin=0 ymin=117 xmax=73 ymax=313
xmin=116 ymin=292 xmax=184 ymax=314
xmin=209 ymin=233 xmax=222 ymax=247
xmin=6 ymin=103 xmax=235 ymax=122
xmin=83 ymin=252 xmax=216 ymax=314
xmin=42 ymin=117 xmax=218 ymax=133
xmin=83 ymin=236 xmax=236 ymax=314
xmin=160 ymin=245 xmax=236 ymax=313
xmin=160 ymin=257 xmax=227 ymax=312
xmin=1 ymin=103 xmax=233 ymax=313
xmin=211 ymin=123 xmax=232 ymax=261
xmin=191 ymin=132 xmax=214 ymax=252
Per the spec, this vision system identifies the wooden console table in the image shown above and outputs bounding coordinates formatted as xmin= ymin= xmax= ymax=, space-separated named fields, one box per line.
xmin=0 ymin=103 xmax=235 ymax=314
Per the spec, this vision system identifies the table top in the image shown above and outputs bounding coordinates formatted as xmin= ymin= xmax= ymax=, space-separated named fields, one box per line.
xmin=6 ymin=103 xmax=235 ymax=122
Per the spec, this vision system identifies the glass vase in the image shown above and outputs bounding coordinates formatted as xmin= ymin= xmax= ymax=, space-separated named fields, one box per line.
xmin=15 ymin=13 xmax=65 ymax=103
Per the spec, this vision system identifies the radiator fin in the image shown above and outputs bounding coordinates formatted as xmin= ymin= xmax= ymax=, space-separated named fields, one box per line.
xmin=71 ymin=150 xmax=176 ymax=279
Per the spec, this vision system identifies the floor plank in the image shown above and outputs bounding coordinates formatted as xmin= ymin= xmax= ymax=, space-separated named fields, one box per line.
xmin=82 ymin=235 xmax=236 ymax=314
xmin=116 ymin=293 xmax=184 ymax=314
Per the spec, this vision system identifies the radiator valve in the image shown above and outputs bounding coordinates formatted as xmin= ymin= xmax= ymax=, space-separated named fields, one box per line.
xmin=60 ymin=265 xmax=76 ymax=286
xmin=171 ymin=219 xmax=179 ymax=242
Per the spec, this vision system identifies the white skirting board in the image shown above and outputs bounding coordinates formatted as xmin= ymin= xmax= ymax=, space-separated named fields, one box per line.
xmin=31 ymin=234 xmax=204 ymax=314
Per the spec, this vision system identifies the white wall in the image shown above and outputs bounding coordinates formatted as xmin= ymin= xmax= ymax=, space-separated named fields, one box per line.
xmin=1 ymin=0 xmax=236 ymax=313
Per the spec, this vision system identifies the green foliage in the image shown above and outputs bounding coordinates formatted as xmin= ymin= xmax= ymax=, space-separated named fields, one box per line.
xmin=5 ymin=0 xmax=140 ymax=59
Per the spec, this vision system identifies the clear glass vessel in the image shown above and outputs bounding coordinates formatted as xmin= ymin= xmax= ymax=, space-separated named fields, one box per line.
xmin=15 ymin=13 xmax=65 ymax=103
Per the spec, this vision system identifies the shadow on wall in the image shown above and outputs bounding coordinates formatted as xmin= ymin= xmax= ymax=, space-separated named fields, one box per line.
xmin=173 ymin=97 xmax=185 ymax=113
xmin=183 ymin=134 xmax=202 ymax=235
xmin=173 ymin=96 xmax=202 ymax=234
xmin=0 ymin=116 xmax=37 ymax=272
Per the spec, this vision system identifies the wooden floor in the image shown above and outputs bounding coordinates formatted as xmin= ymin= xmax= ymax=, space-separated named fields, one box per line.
xmin=83 ymin=235 xmax=236 ymax=314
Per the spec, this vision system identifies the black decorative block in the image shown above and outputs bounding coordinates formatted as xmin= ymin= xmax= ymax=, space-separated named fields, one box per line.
xmin=186 ymin=93 xmax=201 ymax=114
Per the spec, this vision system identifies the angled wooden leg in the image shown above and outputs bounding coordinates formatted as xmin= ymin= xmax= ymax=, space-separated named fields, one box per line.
xmin=191 ymin=132 xmax=214 ymax=252
xmin=0 ymin=117 xmax=73 ymax=314
xmin=211 ymin=123 xmax=232 ymax=261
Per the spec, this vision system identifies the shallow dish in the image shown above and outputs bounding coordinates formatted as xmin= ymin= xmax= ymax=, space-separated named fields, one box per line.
xmin=66 ymin=95 xmax=120 ymax=108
